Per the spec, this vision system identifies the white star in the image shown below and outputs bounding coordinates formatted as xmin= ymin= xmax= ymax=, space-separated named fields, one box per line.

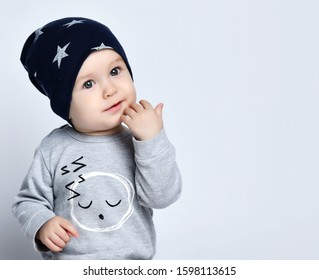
xmin=33 ymin=28 xmax=43 ymax=42
xmin=52 ymin=42 xmax=70 ymax=69
xmin=63 ymin=20 xmax=85 ymax=28
xmin=91 ymin=43 xmax=112 ymax=51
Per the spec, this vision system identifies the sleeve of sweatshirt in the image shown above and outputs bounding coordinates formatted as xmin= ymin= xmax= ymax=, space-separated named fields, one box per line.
xmin=12 ymin=147 xmax=56 ymax=251
xmin=133 ymin=128 xmax=182 ymax=209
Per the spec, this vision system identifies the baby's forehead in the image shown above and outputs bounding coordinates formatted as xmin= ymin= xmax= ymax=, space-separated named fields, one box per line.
xmin=82 ymin=49 xmax=123 ymax=67
xmin=76 ymin=49 xmax=124 ymax=77
xmin=87 ymin=48 xmax=122 ymax=60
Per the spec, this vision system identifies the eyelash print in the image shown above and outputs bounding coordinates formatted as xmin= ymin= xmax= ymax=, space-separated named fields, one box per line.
xmin=106 ymin=199 xmax=121 ymax=207
xmin=78 ymin=201 xmax=92 ymax=209
xmin=78 ymin=199 xmax=121 ymax=209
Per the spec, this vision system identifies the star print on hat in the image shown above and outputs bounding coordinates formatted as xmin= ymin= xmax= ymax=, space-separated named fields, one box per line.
xmin=52 ymin=42 xmax=70 ymax=69
xmin=21 ymin=17 xmax=133 ymax=122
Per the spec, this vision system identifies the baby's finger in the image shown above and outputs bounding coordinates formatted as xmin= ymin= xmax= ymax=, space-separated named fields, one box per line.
xmin=139 ymin=100 xmax=153 ymax=110
xmin=59 ymin=218 xmax=79 ymax=238
xmin=123 ymin=107 xmax=137 ymax=118
xmin=56 ymin=227 xmax=71 ymax=243
xmin=155 ymin=103 xmax=164 ymax=117
xmin=130 ymin=103 xmax=144 ymax=113
xmin=49 ymin=234 xmax=67 ymax=249
xmin=120 ymin=114 xmax=131 ymax=125
xmin=44 ymin=237 xmax=63 ymax=252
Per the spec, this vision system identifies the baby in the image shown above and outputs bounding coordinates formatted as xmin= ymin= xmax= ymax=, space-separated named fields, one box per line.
xmin=12 ymin=17 xmax=182 ymax=259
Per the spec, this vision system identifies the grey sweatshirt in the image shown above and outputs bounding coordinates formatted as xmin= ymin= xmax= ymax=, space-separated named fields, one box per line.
xmin=12 ymin=125 xmax=181 ymax=259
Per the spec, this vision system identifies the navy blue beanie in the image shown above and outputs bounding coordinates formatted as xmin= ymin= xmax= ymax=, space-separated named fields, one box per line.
xmin=21 ymin=17 xmax=133 ymax=121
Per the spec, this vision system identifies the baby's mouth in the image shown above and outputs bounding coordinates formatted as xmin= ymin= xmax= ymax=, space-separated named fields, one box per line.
xmin=104 ymin=101 xmax=122 ymax=112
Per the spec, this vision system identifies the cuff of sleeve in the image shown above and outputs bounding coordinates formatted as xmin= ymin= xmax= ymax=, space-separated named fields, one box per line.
xmin=25 ymin=210 xmax=56 ymax=252
xmin=133 ymin=128 xmax=170 ymax=160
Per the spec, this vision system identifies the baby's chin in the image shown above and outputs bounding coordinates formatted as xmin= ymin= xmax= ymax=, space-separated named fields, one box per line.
xmin=78 ymin=124 xmax=124 ymax=136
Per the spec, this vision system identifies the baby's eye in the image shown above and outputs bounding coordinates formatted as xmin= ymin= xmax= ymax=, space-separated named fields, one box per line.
xmin=83 ymin=80 xmax=95 ymax=89
xmin=110 ymin=67 xmax=121 ymax=76
xmin=78 ymin=201 xmax=92 ymax=209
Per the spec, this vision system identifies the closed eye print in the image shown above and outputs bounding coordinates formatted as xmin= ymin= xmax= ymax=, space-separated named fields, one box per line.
xmin=78 ymin=200 xmax=93 ymax=209
xmin=105 ymin=199 xmax=121 ymax=207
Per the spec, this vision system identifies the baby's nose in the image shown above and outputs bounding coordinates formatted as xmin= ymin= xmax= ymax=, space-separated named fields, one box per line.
xmin=99 ymin=214 xmax=104 ymax=220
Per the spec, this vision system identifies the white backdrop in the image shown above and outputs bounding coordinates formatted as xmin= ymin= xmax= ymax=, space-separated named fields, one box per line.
xmin=0 ymin=0 xmax=319 ymax=259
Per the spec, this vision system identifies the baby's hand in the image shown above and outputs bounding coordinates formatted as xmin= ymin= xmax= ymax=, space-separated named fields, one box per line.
xmin=36 ymin=216 xmax=79 ymax=252
xmin=121 ymin=100 xmax=164 ymax=141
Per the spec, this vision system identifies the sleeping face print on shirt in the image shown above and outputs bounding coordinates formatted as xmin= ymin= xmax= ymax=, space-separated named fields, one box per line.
xmin=69 ymin=172 xmax=134 ymax=232
xmin=62 ymin=157 xmax=134 ymax=232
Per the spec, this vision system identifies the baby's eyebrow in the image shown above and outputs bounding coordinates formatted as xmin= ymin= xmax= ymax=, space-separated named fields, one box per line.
xmin=111 ymin=57 xmax=124 ymax=65
xmin=75 ymin=74 xmax=95 ymax=86
xmin=76 ymin=73 xmax=93 ymax=83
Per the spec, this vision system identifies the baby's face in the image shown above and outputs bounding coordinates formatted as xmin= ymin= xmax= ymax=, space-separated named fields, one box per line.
xmin=69 ymin=49 xmax=136 ymax=135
